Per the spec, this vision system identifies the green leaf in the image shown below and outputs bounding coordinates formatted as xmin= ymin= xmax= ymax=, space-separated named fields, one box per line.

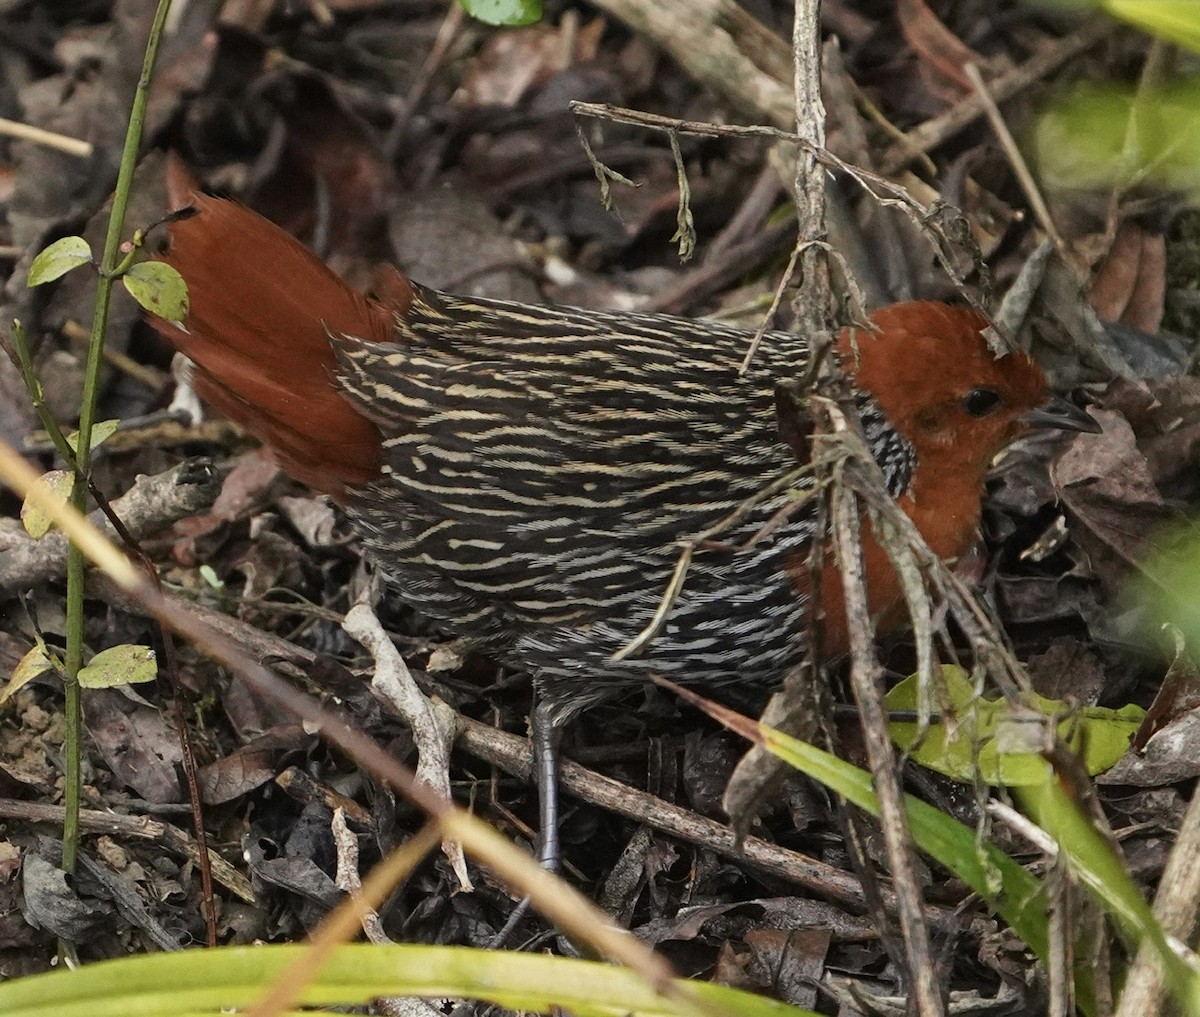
xmin=20 ymin=470 xmax=73 ymax=539
xmin=122 ymin=261 xmax=189 ymax=321
xmin=1019 ymin=776 xmax=1200 ymax=1013
xmin=28 ymin=236 xmax=92 ymax=286
xmin=458 ymin=0 xmax=541 ymax=26
xmin=1 ymin=645 xmax=56 ymax=706
xmin=66 ymin=418 xmax=119 ymax=454
xmin=77 ymin=644 xmax=157 ymax=689
xmin=1033 ymin=82 xmax=1200 ymax=194
xmin=1103 ymin=0 xmax=1200 ymax=52
xmin=0 ymin=942 xmax=814 ymax=1017
xmin=198 ymin=564 xmax=224 ymax=592
xmin=1136 ymin=519 xmax=1200 ymax=647
xmin=887 ymin=665 xmax=1143 ymax=785
xmin=751 ymin=718 xmax=1051 ymax=967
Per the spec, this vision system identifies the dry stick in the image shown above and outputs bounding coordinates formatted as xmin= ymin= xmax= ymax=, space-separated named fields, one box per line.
xmin=1043 ymin=858 xmax=1077 ymax=1017
xmin=277 ymin=767 xmax=374 ymax=827
xmin=344 ymin=601 xmax=472 ymax=892
xmin=587 ymin=0 xmax=793 ymax=129
xmin=590 ymin=0 xmax=1108 ymax=184
xmin=574 ymin=101 xmax=787 ymax=141
xmin=0 ymin=438 xmax=682 ymax=1003
xmin=571 ymin=102 xmax=987 ymax=320
xmin=797 ymin=4 xmax=934 ymax=1006
xmin=963 ymin=62 xmax=1071 ymax=270
xmin=331 ymin=809 xmax=393 ymax=946
xmin=735 ymin=0 xmax=837 ymax=373
xmin=1114 ymin=781 xmax=1200 ymax=1017
xmin=0 ymin=116 xmax=93 ymax=157
xmin=0 ymin=459 xmax=222 ymax=598
xmin=458 ymin=715 xmax=867 ymax=908
xmin=878 ymin=18 xmax=1116 ymax=176
xmin=458 ymin=714 xmax=994 ymax=940
xmin=0 ymin=797 xmax=254 ymax=903
xmin=825 ymin=406 xmax=945 ymax=1017
xmin=385 ymin=0 xmax=465 ymax=158
xmin=790 ymin=0 xmax=830 ymax=335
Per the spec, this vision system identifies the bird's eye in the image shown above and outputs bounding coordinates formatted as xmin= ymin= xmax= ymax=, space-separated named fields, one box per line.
xmin=962 ymin=387 xmax=1001 ymax=418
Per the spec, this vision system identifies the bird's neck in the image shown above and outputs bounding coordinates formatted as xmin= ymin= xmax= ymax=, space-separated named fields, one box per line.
xmin=902 ymin=454 xmax=990 ymax=560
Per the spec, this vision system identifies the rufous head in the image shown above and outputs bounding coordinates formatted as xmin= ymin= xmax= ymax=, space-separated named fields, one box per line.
xmin=836 ymin=301 xmax=1084 ymax=474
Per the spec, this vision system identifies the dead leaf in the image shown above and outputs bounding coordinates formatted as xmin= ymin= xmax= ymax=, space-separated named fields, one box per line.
xmin=1053 ymin=408 xmax=1173 ymax=591
xmin=1090 ymin=221 xmax=1166 ymax=332
xmin=896 ymin=0 xmax=981 ymax=94
xmin=456 ymin=19 xmax=605 ymax=108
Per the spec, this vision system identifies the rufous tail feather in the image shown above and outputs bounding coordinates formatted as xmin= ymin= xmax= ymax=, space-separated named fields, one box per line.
xmin=151 ymin=157 xmax=405 ymax=497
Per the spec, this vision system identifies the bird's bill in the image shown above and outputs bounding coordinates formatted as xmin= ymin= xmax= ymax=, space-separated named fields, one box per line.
xmin=1020 ymin=396 xmax=1101 ymax=433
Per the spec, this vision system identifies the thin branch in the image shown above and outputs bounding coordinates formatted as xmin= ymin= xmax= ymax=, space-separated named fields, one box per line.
xmin=0 ymin=117 xmax=93 ymax=157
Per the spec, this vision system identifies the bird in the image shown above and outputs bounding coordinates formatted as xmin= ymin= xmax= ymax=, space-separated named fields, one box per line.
xmin=147 ymin=180 xmax=1097 ymax=866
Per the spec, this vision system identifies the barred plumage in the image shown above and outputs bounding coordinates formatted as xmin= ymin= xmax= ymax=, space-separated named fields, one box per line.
xmin=335 ymin=285 xmax=915 ymax=721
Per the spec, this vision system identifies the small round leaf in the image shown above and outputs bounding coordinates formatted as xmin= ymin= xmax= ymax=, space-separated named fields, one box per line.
xmin=28 ymin=236 xmax=93 ymax=286
xmin=21 ymin=470 xmax=73 ymax=539
xmin=122 ymin=261 xmax=189 ymax=321
xmin=77 ymin=644 xmax=158 ymax=688
xmin=458 ymin=0 xmax=541 ymax=25
xmin=67 ymin=418 xmax=120 ymax=454
xmin=1 ymin=645 xmax=56 ymax=706
xmin=198 ymin=564 xmax=224 ymax=591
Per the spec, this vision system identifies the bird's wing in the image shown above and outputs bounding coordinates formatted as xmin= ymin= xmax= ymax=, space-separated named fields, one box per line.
xmin=334 ymin=288 xmax=812 ymax=626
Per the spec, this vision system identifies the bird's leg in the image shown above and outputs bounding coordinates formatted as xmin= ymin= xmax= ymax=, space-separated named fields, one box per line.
xmin=475 ymin=702 xmax=561 ymax=953
xmin=531 ymin=700 xmax=563 ymax=872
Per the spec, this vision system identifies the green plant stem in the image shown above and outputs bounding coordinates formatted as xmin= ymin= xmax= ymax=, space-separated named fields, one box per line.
xmin=61 ymin=0 xmax=173 ymax=874
xmin=7 ymin=321 xmax=79 ymax=467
